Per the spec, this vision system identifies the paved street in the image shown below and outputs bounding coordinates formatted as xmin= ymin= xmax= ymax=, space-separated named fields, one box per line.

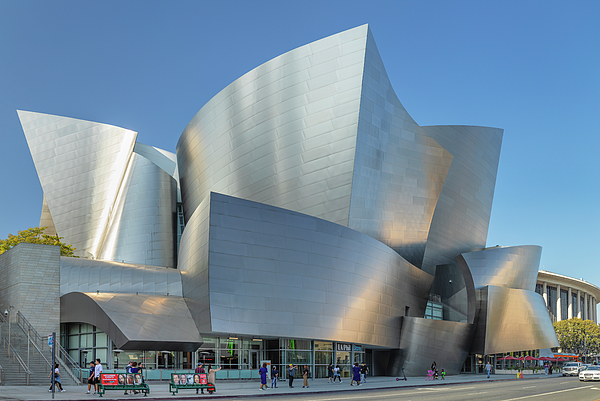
xmin=1 ymin=374 xmax=599 ymax=401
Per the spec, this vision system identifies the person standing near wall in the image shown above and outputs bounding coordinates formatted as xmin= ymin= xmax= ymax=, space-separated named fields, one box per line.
xmin=302 ymin=365 xmax=310 ymax=388
xmin=195 ymin=363 xmax=205 ymax=394
xmin=259 ymin=362 xmax=269 ymax=390
xmin=271 ymin=366 xmax=278 ymax=388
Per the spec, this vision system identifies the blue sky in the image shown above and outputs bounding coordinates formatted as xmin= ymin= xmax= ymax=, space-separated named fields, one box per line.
xmin=1 ymin=1 xmax=598 ymax=290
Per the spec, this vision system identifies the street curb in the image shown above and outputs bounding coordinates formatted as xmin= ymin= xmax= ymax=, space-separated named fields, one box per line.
xmin=18 ymin=375 xmax=567 ymax=401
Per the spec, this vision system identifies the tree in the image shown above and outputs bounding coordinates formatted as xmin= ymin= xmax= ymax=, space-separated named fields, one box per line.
xmin=553 ymin=318 xmax=600 ymax=359
xmin=0 ymin=227 xmax=78 ymax=257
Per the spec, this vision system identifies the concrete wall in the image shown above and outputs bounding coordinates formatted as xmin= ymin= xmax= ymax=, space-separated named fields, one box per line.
xmin=0 ymin=243 xmax=61 ymax=337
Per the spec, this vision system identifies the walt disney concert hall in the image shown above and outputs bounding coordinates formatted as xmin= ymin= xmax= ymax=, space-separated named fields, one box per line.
xmin=4 ymin=24 xmax=558 ymax=378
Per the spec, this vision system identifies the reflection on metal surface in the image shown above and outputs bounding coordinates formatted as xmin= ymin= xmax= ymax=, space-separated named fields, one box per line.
xmin=458 ymin=245 xmax=542 ymax=291
xmin=178 ymin=192 xmax=433 ymax=348
xmin=429 ymin=263 xmax=476 ymax=323
xmin=471 ymin=286 xmax=559 ymax=355
xmin=60 ymin=257 xmax=183 ymax=297
xmin=397 ymin=317 xmax=475 ymax=376
xmin=420 ymin=125 xmax=504 ymax=275
xmin=61 ymin=292 xmax=201 ymax=351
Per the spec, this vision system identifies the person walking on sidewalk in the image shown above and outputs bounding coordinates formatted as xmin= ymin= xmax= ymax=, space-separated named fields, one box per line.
xmin=333 ymin=365 xmax=342 ymax=383
xmin=48 ymin=363 xmax=65 ymax=392
xmin=327 ymin=363 xmax=333 ymax=383
xmin=271 ymin=366 xmax=278 ymax=388
xmin=195 ymin=363 xmax=205 ymax=394
xmin=259 ymin=363 xmax=269 ymax=391
xmin=87 ymin=361 xmax=96 ymax=394
xmin=288 ymin=364 xmax=297 ymax=388
xmin=360 ymin=362 xmax=368 ymax=383
xmin=302 ymin=365 xmax=310 ymax=388
xmin=351 ymin=362 xmax=361 ymax=386
xmin=486 ymin=361 xmax=492 ymax=378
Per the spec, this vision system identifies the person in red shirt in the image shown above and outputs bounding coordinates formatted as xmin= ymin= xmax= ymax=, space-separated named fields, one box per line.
xmin=195 ymin=363 xmax=205 ymax=394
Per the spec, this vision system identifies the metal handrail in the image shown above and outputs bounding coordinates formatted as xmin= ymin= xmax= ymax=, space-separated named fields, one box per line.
xmin=15 ymin=311 xmax=81 ymax=385
xmin=16 ymin=312 xmax=44 ymax=345
xmin=2 ymin=338 xmax=31 ymax=375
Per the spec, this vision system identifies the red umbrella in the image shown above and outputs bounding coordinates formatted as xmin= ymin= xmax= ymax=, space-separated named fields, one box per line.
xmin=524 ymin=356 xmax=539 ymax=361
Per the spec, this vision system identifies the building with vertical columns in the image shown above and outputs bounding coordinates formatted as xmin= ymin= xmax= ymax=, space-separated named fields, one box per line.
xmin=536 ymin=270 xmax=600 ymax=323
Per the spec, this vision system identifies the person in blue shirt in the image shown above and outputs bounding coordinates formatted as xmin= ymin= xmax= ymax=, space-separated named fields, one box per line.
xmin=259 ymin=363 xmax=268 ymax=390
xmin=87 ymin=362 xmax=96 ymax=394
xmin=271 ymin=366 xmax=278 ymax=388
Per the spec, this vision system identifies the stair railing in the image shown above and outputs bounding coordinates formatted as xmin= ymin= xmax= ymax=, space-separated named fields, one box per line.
xmin=2 ymin=337 xmax=31 ymax=385
xmin=15 ymin=311 xmax=81 ymax=385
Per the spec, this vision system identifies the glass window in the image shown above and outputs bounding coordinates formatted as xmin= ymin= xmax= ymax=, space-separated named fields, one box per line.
xmin=572 ymin=293 xmax=578 ymax=316
xmin=285 ymin=339 xmax=311 ymax=350
xmin=285 ymin=350 xmax=312 ymax=365
xmin=315 ymin=351 xmax=332 ymax=364
xmin=68 ymin=324 xmax=80 ymax=335
xmin=80 ymin=333 xmax=93 ymax=348
xmin=561 ymin=290 xmax=568 ymax=320
xmin=68 ymin=335 xmax=79 ymax=349
xmin=315 ymin=341 xmax=332 ymax=350
xmin=96 ymin=332 xmax=108 ymax=347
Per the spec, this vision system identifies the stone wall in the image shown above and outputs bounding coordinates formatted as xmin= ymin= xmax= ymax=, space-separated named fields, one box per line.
xmin=0 ymin=243 xmax=61 ymax=337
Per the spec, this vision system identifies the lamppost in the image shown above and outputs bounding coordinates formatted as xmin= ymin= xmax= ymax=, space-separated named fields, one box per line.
xmin=114 ymin=349 xmax=123 ymax=369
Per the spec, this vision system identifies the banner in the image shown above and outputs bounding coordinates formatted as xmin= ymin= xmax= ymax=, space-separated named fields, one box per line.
xmin=101 ymin=374 xmax=119 ymax=386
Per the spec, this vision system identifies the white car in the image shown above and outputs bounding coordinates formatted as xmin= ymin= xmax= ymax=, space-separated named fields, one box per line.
xmin=579 ymin=366 xmax=600 ymax=381
xmin=563 ymin=362 xmax=583 ymax=376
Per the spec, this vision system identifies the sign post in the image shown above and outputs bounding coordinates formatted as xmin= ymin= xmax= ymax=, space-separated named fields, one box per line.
xmin=49 ymin=333 xmax=55 ymax=399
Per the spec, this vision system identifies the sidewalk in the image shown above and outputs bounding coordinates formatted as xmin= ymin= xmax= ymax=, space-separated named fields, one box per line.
xmin=0 ymin=373 xmax=564 ymax=400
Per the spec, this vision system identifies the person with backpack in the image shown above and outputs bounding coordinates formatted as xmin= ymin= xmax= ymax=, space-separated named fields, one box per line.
xmin=333 ymin=365 xmax=342 ymax=383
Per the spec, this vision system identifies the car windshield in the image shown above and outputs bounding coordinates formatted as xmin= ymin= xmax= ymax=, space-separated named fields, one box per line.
xmin=583 ymin=366 xmax=600 ymax=371
xmin=565 ymin=363 xmax=578 ymax=366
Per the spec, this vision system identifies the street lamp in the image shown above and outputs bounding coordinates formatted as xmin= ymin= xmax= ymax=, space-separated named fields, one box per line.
xmin=113 ymin=349 xmax=123 ymax=369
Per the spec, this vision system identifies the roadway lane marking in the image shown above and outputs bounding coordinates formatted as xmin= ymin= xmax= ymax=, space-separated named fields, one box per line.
xmin=418 ymin=386 xmax=475 ymax=391
xmin=522 ymin=386 xmax=536 ymax=389
xmin=467 ymin=391 xmax=488 ymax=395
xmin=501 ymin=385 xmax=593 ymax=400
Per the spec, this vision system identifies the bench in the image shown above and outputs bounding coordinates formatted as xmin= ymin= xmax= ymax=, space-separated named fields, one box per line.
xmin=97 ymin=373 xmax=150 ymax=397
xmin=169 ymin=373 xmax=216 ymax=395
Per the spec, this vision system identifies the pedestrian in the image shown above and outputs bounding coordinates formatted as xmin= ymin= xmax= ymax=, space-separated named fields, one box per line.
xmin=48 ymin=363 xmax=65 ymax=392
xmin=549 ymin=362 xmax=553 ymax=375
xmin=259 ymin=362 xmax=269 ymax=390
xmin=333 ymin=365 xmax=342 ymax=383
xmin=288 ymin=364 xmax=297 ymax=388
xmin=441 ymin=369 xmax=445 ymax=380
xmin=130 ymin=362 xmax=140 ymax=394
xmin=124 ymin=361 xmax=132 ymax=395
xmin=271 ymin=366 xmax=278 ymax=388
xmin=351 ymin=362 xmax=361 ymax=386
xmin=302 ymin=365 xmax=310 ymax=388
xmin=360 ymin=362 xmax=368 ymax=383
xmin=195 ymin=363 xmax=205 ymax=394
xmin=207 ymin=364 xmax=220 ymax=388
xmin=87 ymin=361 xmax=96 ymax=394
xmin=327 ymin=363 xmax=333 ymax=383
xmin=544 ymin=362 xmax=548 ymax=375
xmin=94 ymin=359 xmax=103 ymax=391
xmin=486 ymin=361 xmax=492 ymax=378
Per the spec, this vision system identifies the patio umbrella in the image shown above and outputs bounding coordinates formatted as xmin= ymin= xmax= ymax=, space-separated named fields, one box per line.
xmin=524 ymin=356 xmax=539 ymax=361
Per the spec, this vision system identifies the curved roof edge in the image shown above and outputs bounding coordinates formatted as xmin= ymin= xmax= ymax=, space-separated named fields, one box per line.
xmin=537 ymin=270 xmax=600 ymax=300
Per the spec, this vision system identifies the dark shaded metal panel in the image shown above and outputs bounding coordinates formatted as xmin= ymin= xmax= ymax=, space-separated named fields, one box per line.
xmin=397 ymin=317 xmax=475 ymax=377
xmin=469 ymin=287 xmax=488 ymax=354
xmin=460 ymin=245 xmax=542 ymax=291
xmin=420 ymin=125 xmax=504 ymax=275
xmin=348 ymin=29 xmax=453 ymax=268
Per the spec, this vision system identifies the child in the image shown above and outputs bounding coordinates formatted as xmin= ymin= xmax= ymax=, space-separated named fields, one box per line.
xmin=441 ymin=369 xmax=446 ymax=380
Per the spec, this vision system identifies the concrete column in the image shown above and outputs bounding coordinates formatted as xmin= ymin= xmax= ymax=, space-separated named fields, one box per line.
xmin=593 ymin=297 xmax=597 ymax=323
xmin=556 ymin=284 xmax=562 ymax=321
xmin=568 ymin=287 xmax=573 ymax=319
xmin=584 ymin=293 xmax=588 ymax=321
xmin=543 ymin=282 xmax=548 ymax=305
xmin=577 ymin=290 xmax=582 ymax=319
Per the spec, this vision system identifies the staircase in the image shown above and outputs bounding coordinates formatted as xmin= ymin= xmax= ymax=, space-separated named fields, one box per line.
xmin=0 ymin=312 xmax=82 ymax=386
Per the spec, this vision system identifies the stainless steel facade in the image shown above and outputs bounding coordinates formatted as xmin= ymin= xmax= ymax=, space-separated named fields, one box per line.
xmin=178 ymin=192 xmax=433 ymax=348
xmin=14 ymin=24 xmax=559 ymax=376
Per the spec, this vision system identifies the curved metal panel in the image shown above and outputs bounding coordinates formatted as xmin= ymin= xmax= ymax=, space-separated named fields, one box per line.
xmin=397 ymin=317 xmax=475 ymax=376
xmin=420 ymin=125 xmax=504 ymax=275
xmin=18 ymin=110 xmax=137 ymax=259
xmin=60 ymin=257 xmax=183 ymax=297
xmin=178 ymin=192 xmax=434 ymax=348
xmin=60 ymin=292 xmax=201 ymax=351
xmin=97 ymin=153 xmax=178 ymax=267
xmin=39 ymin=195 xmax=57 ymax=236
xmin=458 ymin=245 xmax=541 ymax=291
xmin=177 ymin=25 xmax=369 ymax=224
xmin=476 ymin=285 xmax=558 ymax=355
xmin=347 ymin=30 xmax=453 ymax=267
